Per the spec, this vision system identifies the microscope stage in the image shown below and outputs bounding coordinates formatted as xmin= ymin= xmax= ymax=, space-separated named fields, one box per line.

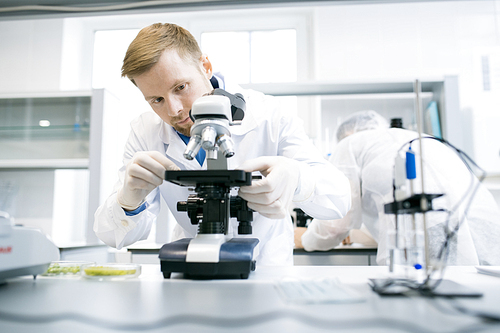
xmin=165 ymin=169 xmax=252 ymax=187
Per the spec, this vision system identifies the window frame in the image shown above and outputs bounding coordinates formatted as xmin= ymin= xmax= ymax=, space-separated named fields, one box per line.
xmin=189 ymin=9 xmax=314 ymax=82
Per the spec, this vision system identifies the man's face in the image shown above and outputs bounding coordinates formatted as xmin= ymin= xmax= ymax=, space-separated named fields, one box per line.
xmin=134 ymin=49 xmax=214 ymax=137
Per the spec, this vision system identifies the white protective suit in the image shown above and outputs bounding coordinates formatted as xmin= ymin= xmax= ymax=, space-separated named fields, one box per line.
xmin=94 ymin=81 xmax=351 ymax=266
xmin=302 ymin=128 xmax=500 ymax=266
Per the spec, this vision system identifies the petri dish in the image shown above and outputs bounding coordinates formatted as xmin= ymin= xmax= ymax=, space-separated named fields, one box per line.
xmin=80 ymin=263 xmax=141 ymax=280
xmin=42 ymin=261 xmax=95 ymax=277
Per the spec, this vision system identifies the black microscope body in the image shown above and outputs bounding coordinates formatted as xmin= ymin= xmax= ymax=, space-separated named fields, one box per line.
xmin=159 ymin=89 xmax=259 ymax=279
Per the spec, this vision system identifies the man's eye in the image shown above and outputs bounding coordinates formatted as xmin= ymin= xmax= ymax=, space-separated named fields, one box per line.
xmin=153 ymin=97 xmax=163 ymax=103
xmin=176 ymin=84 xmax=186 ymax=91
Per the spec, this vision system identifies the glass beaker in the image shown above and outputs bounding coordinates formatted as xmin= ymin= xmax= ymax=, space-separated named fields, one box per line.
xmin=387 ymin=213 xmax=426 ymax=282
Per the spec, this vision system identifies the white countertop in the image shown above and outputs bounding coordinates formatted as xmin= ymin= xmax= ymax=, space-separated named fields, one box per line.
xmin=0 ymin=265 xmax=499 ymax=333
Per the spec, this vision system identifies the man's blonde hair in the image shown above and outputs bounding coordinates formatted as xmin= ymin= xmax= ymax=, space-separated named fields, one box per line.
xmin=121 ymin=23 xmax=202 ymax=84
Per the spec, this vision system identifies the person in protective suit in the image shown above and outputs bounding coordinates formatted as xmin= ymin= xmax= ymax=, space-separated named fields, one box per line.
xmin=296 ymin=110 xmax=500 ymax=266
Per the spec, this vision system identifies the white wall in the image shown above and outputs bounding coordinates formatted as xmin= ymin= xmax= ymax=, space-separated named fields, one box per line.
xmin=0 ymin=19 xmax=64 ymax=93
xmin=313 ymin=1 xmax=500 ymax=173
xmin=1 ymin=2 xmax=498 ymax=97
xmin=315 ymin=2 xmax=498 ymax=83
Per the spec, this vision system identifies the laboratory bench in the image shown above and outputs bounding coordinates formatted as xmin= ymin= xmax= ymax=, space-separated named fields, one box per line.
xmin=293 ymin=244 xmax=378 ymax=266
xmin=126 ymin=241 xmax=379 ymax=266
xmin=1 ymin=265 xmax=499 ymax=333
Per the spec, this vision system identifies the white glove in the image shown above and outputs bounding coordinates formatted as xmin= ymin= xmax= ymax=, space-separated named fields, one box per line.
xmin=237 ymin=156 xmax=300 ymax=219
xmin=117 ymin=151 xmax=180 ymax=211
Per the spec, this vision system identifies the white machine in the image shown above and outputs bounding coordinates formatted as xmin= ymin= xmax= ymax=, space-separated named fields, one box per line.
xmin=0 ymin=211 xmax=60 ymax=283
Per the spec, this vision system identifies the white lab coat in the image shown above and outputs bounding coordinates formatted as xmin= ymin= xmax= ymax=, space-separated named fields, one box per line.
xmin=302 ymin=128 xmax=500 ymax=266
xmin=94 ymin=81 xmax=351 ymax=266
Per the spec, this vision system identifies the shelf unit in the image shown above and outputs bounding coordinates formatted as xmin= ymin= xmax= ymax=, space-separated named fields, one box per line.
xmin=0 ymin=89 xmax=120 ymax=246
xmin=242 ymin=76 xmax=462 ymax=154
xmin=0 ymin=90 xmax=92 ymax=164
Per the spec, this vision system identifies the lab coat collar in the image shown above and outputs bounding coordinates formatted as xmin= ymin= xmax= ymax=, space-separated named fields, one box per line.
xmin=159 ymin=121 xmax=205 ymax=170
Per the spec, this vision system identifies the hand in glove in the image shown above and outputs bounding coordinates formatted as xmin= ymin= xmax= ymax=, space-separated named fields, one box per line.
xmin=117 ymin=151 xmax=180 ymax=211
xmin=237 ymin=156 xmax=300 ymax=219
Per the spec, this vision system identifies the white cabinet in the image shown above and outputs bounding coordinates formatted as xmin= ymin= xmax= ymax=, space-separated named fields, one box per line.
xmin=0 ymin=89 xmax=120 ymax=246
xmin=244 ymin=77 xmax=500 ymax=208
xmin=242 ymin=76 xmax=461 ymax=156
xmin=0 ymin=91 xmax=91 ymax=165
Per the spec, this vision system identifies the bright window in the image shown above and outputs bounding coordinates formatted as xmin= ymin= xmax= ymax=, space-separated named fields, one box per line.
xmin=201 ymin=29 xmax=297 ymax=84
xmin=92 ymin=29 xmax=140 ymax=89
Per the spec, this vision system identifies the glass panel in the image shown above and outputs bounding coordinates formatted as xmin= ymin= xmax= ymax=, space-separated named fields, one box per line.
xmin=0 ymin=170 xmax=54 ymax=220
xmin=250 ymin=29 xmax=297 ymax=83
xmin=52 ymin=169 xmax=89 ymax=245
xmin=0 ymin=96 xmax=91 ymax=159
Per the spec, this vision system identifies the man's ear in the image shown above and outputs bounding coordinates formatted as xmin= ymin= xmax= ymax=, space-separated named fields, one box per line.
xmin=200 ymin=54 xmax=213 ymax=79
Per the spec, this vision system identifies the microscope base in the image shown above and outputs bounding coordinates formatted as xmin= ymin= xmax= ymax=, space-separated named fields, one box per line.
xmin=159 ymin=238 xmax=259 ymax=279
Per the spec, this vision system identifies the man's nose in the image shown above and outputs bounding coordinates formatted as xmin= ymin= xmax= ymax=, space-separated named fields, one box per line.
xmin=165 ymin=97 xmax=183 ymax=117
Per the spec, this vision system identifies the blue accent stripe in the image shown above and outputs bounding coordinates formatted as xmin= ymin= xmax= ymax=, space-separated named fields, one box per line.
xmin=124 ymin=202 xmax=147 ymax=216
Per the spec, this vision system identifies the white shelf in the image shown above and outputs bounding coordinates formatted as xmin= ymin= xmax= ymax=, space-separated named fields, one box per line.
xmin=320 ymin=92 xmax=433 ymax=101
xmin=241 ymin=79 xmax=444 ymax=96
xmin=0 ymin=90 xmax=92 ymax=99
xmin=0 ymin=158 xmax=89 ymax=169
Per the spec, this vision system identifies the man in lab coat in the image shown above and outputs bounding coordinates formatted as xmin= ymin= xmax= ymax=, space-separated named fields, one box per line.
xmin=296 ymin=110 xmax=500 ymax=266
xmin=93 ymin=23 xmax=351 ymax=266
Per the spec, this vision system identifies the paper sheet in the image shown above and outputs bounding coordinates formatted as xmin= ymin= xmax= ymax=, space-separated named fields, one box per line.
xmin=275 ymin=277 xmax=366 ymax=304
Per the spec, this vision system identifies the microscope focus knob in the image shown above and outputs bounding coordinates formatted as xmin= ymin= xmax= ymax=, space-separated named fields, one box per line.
xmin=177 ymin=201 xmax=187 ymax=212
xmin=177 ymin=195 xmax=204 ymax=225
xmin=238 ymin=221 xmax=252 ymax=235
xmin=230 ymin=197 xmax=254 ymax=235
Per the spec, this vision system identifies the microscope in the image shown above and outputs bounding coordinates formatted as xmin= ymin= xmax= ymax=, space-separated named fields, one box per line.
xmin=159 ymin=89 xmax=259 ymax=279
